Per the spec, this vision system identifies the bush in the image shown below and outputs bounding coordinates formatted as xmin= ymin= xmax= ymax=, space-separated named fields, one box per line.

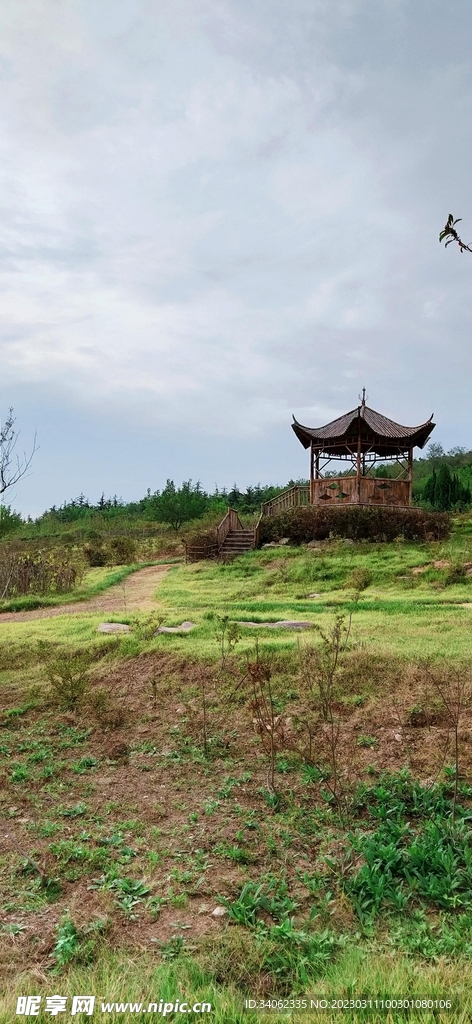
xmin=83 ymin=541 xmax=107 ymax=567
xmin=345 ymin=567 xmax=372 ymax=591
xmin=38 ymin=643 xmax=94 ymax=709
xmin=109 ymin=536 xmax=137 ymax=564
xmin=259 ymin=505 xmax=450 ymax=545
xmin=0 ymin=542 xmax=86 ymax=598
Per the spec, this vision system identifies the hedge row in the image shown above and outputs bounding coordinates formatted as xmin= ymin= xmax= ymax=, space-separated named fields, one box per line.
xmin=258 ymin=505 xmax=450 ymax=544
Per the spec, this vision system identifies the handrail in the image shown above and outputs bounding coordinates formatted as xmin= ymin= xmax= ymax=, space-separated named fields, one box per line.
xmin=254 ymin=513 xmax=263 ymax=548
xmin=215 ymin=506 xmax=244 ymax=550
xmin=261 ymin=485 xmax=310 ymax=517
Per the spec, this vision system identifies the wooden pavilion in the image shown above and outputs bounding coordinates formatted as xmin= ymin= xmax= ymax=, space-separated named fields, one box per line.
xmin=291 ymin=392 xmax=435 ymax=507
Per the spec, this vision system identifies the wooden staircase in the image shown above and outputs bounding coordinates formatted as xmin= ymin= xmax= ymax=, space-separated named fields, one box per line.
xmin=219 ymin=528 xmax=255 ymax=557
xmin=216 ymin=508 xmax=255 ymax=559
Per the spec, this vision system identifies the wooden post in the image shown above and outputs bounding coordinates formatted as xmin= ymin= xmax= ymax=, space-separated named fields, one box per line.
xmin=407 ymin=448 xmax=413 ymax=506
xmin=356 ymin=432 xmax=360 ymax=503
xmin=309 ymin=443 xmax=314 ymax=504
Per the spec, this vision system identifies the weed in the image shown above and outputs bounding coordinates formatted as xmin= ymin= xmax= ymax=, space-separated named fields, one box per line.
xmin=52 ymin=913 xmax=106 ymax=970
xmin=345 ymin=567 xmax=372 ymax=591
xmin=247 ymin=642 xmax=284 ymax=802
xmin=154 ymin=935 xmax=184 ymax=960
xmin=421 ymin=664 xmax=472 ymax=820
xmin=53 ymin=914 xmax=82 ymax=968
xmin=215 ymin=842 xmax=255 ymax=865
xmin=72 ymin=756 xmax=98 ymax=774
xmin=10 ymin=763 xmax=31 ymax=783
xmin=357 ymin=735 xmax=378 ymax=748
xmin=220 ymin=876 xmax=299 ymax=928
xmin=214 ymin=614 xmax=241 ymax=669
xmin=38 ymin=642 xmax=94 ymax=709
xmin=130 ymin=612 xmax=164 ymax=641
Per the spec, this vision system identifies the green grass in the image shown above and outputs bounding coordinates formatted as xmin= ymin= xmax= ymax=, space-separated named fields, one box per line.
xmin=2 ymin=532 xmax=472 ymax=661
xmin=1 ymin=942 xmax=470 ymax=1023
xmin=2 ymin=521 xmax=472 ymax=1016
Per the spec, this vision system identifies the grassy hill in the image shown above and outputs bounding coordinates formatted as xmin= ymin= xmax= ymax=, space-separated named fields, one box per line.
xmin=2 ymin=521 xmax=472 ymax=1020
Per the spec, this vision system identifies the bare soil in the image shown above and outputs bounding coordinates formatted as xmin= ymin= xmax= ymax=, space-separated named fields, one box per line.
xmin=2 ymin=647 xmax=472 ymax=980
xmin=0 ymin=565 xmax=170 ymax=623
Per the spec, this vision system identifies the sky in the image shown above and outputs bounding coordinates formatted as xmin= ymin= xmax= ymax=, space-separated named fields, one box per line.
xmin=1 ymin=0 xmax=472 ymax=516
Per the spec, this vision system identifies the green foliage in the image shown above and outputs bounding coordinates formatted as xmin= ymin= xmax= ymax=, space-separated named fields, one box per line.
xmin=53 ymin=914 xmax=83 ymax=967
xmin=0 ymin=505 xmax=23 ymax=537
xmin=143 ymin=480 xmax=211 ymax=530
xmin=219 ymin=877 xmax=342 ymax=992
xmin=344 ymin=567 xmax=372 ymax=591
xmin=52 ymin=913 xmax=105 ymax=969
xmin=220 ymin=877 xmax=299 ymax=927
xmin=422 ymin=464 xmax=471 ymax=511
xmin=259 ymin=505 xmax=449 ymax=545
xmin=346 ymin=772 xmax=472 ymax=921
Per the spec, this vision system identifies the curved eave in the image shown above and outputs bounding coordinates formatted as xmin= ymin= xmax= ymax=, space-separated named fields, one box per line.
xmin=292 ymin=415 xmax=435 ymax=454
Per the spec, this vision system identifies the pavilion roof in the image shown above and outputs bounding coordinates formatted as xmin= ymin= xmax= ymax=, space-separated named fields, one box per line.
xmin=292 ymin=403 xmax=435 ymax=456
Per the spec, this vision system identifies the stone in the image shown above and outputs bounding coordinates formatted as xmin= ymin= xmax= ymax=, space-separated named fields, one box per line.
xmin=279 ymin=538 xmax=290 ymax=545
xmin=155 ymin=620 xmax=195 ymax=634
xmin=342 ymin=538 xmax=355 ymax=546
xmin=211 ymin=906 xmax=228 ymax=917
xmin=97 ymin=622 xmax=130 ymax=633
xmin=262 ymin=541 xmax=282 ymax=548
xmin=308 ymin=593 xmax=322 ymax=598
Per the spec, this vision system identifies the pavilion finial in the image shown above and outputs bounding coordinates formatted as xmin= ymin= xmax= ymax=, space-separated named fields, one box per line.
xmin=359 ymin=387 xmax=367 ymax=407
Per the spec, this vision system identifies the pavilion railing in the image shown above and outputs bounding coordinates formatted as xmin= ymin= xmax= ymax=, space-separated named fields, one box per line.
xmin=261 ymin=485 xmax=310 ymax=518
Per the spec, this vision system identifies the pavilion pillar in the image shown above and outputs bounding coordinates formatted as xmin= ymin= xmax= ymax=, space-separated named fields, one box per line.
xmin=309 ymin=443 xmax=314 ymax=504
xmin=407 ymin=447 xmax=413 ymax=506
xmin=356 ymin=435 xmax=362 ymax=503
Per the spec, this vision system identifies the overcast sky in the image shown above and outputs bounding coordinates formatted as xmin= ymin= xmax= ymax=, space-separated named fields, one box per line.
xmin=1 ymin=0 xmax=472 ymax=515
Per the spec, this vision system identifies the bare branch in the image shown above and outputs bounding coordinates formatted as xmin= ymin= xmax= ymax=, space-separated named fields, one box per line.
xmin=0 ymin=408 xmax=38 ymax=498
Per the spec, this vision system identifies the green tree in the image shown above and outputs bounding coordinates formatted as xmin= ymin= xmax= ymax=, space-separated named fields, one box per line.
xmin=151 ymin=479 xmax=209 ymax=530
xmin=422 ymin=464 xmax=471 ymax=511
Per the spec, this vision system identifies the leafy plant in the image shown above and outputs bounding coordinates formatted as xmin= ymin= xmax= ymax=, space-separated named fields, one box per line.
xmin=38 ymin=642 xmax=94 ymax=709
xmin=53 ymin=914 xmax=82 ymax=967
xmin=357 ymin=734 xmax=378 ymax=748
xmin=345 ymin=567 xmax=372 ymax=591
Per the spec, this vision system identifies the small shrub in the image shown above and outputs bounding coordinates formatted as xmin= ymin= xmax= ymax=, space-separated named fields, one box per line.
xmin=83 ymin=542 xmax=107 ymax=567
xmin=86 ymin=688 xmax=127 ymax=730
xmin=444 ymin=561 xmax=467 ymax=586
xmin=109 ymin=536 xmax=137 ymax=565
xmin=52 ymin=913 xmax=106 ymax=969
xmin=345 ymin=567 xmax=372 ymax=591
xmin=38 ymin=642 xmax=93 ymax=709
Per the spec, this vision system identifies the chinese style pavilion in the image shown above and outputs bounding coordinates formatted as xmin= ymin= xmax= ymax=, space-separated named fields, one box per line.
xmin=292 ymin=392 xmax=435 ymax=507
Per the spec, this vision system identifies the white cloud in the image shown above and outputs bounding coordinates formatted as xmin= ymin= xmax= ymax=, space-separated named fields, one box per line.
xmin=1 ymin=0 xmax=472 ymax=513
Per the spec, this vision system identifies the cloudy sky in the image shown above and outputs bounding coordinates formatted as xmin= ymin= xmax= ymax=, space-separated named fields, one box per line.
xmin=1 ymin=0 xmax=472 ymax=514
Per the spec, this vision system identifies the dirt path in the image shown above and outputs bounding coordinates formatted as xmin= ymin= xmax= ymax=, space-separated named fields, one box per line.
xmin=0 ymin=564 xmax=171 ymax=623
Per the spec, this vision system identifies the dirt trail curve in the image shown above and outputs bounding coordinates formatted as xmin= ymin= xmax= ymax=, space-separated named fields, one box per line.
xmin=0 ymin=564 xmax=171 ymax=623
